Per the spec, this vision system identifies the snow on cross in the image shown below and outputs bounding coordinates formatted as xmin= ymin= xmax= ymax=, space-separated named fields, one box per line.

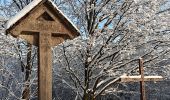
xmin=6 ymin=0 xmax=80 ymax=34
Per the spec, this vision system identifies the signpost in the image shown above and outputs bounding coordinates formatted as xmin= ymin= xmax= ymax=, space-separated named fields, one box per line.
xmin=120 ymin=58 xmax=163 ymax=100
xmin=6 ymin=0 xmax=80 ymax=100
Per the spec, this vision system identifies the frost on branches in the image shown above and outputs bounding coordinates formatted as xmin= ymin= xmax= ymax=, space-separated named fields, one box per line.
xmin=52 ymin=0 xmax=170 ymax=99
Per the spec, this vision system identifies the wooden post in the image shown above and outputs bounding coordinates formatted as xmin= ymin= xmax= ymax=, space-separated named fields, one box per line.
xmin=139 ymin=58 xmax=146 ymax=100
xmin=38 ymin=32 xmax=52 ymax=100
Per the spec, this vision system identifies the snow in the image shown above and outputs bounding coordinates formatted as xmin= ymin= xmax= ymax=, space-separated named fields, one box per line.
xmin=6 ymin=0 xmax=42 ymax=29
xmin=134 ymin=0 xmax=140 ymax=3
xmin=48 ymin=0 xmax=80 ymax=33
xmin=120 ymin=75 xmax=163 ymax=82
xmin=6 ymin=0 xmax=80 ymax=34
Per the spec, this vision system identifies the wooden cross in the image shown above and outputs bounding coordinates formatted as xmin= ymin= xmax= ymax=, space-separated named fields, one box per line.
xmin=5 ymin=0 xmax=80 ymax=100
xmin=120 ymin=58 xmax=163 ymax=100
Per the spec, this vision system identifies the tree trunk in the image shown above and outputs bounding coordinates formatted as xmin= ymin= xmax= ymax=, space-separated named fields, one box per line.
xmin=83 ymin=92 xmax=96 ymax=100
xmin=22 ymin=43 xmax=32 ymax=100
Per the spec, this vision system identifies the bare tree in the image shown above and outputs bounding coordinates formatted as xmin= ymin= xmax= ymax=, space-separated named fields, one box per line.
xmin=0 ymin=0 xmax=37 ymax=99
xmin=52 ymin=0 xmax=170 ymax=99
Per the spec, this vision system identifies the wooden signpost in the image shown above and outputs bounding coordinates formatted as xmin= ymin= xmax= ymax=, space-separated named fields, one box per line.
xmin=120 ymin=58 xmax=163 ymax=100
xmin=6 ymin=0 xmax=80 ymax=100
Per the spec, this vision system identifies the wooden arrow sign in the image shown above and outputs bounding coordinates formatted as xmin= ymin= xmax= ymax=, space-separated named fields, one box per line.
xmin=120 ymin=75 xmax=163 ymax=82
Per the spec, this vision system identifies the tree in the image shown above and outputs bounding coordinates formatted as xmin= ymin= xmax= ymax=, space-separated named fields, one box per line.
xmin=0 ymin=0 xmax=37 ymax=99
xmin=52 ymin=0 xmax=170 ymax=99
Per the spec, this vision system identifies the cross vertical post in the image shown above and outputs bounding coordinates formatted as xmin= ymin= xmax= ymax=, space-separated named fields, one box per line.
xmin=139 ymin=58 xmax=146 ymax=100
xmin=38 ymin=32 xmax=52 ymax=100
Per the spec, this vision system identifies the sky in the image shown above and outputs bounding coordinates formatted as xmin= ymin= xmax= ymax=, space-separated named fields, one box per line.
xmin=0 ymin=0 xmax=10 ymax=5
xmin=160 ymin=0 xmax=170 ymax=11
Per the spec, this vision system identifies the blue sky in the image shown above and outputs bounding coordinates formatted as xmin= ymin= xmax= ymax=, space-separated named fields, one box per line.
xmin=0 ymin=0 xmax=9 ymax=5
xmin=160 ymin=0 xmax=170 ymax=11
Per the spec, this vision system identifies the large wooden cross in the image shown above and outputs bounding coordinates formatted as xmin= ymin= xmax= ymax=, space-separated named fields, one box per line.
xmin=5 ymin=0 xmax=79 ymax=100
xmin=120 ymin=58 xmax=163 ymax=100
